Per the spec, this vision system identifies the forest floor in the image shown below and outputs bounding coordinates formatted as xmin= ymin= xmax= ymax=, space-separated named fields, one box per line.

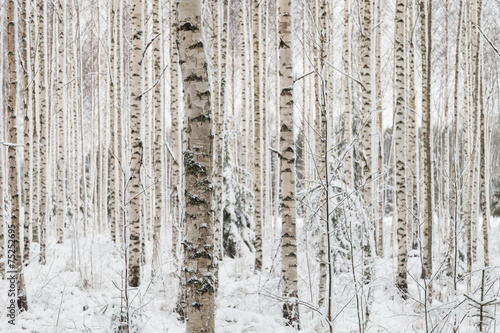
xmin=1 ymin=217 xmax=500 ymax=332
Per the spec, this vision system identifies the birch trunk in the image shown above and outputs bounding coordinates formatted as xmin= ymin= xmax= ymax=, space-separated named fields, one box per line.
xmin=8 ymin=0 xmax=28 ymax=310
xmin=128 ymin=0 xmax=144 ymax=287
xmin=253 ymin=0 xmax=263 ymax=271
xmin=342 ymin=0 xmax=352 ymax=189
xmin=407 ymin=0 xmax=418 ymax=250
xmin=210 ymin=0 xmax=221 ymax=262
xmin=38 ymin=0 xmax=48 ymax=265
xmin=22 ymin=0 xmax=31 ymax=261
xmin=449 ymin=0 xmax=463 ymax=287
xmin=476 ymin=0 xmax=488 ymax=268
xmin=55 ymin=4 xmax=67 ymax=245
xmin=316 ymin=0 xmax=328 ymax=311
xmin=152 ymin=0 xmax=163 ymax=268
xmin=279 ymin=0 xmax=299 ymax=327
xmin=394 ymin=0 xmax=408 ymax=297
xmin=109 ymin=0 xmax=118 ymax=243
xmin=420 ymin=0 xmax=432 ymax=281
xmin=375 ymin=0 xmax=383 ymax=257
xmin=170 ymin=0 xmax=181 ymax=266
xmin=177 ymin=0 xmax=217 ymax=330
xmin=30 ymin=7 xmax=39 ymax=244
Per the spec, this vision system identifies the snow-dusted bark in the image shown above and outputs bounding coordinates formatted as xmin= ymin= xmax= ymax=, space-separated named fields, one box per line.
xmin=394 ymin=0 xmax=408 ymax=297
xmin=278 ymin=0 xmax=299 ymax=327
xmin=8 ymin=0 xmax=28 ymax=310
xmin=128 ymin=0 xmax=144 ymax=287
xmin=176 ymin=0 xmax=217 ymax=331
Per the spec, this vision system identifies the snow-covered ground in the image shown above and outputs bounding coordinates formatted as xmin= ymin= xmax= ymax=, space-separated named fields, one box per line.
xmin=1 ymin=217 xmax=500 ymax=332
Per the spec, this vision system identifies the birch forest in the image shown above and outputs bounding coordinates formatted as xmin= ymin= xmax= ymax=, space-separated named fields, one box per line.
xmin=1 ymin=0 xmax=500 ymax=332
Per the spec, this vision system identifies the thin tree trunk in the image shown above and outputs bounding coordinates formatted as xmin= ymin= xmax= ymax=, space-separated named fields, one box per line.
xmin=38 ymin=0 xmax=48 ymax=265
xmin=420 ymin=0 xmax=432 ymax=282
xmin=109 ymin=0 xmax=117 ymax=244
xmin=22 ymin=0 xmax=31 ymax=262
xmin=342 ymin=0 xmax=352 ymax=189
xmin=170 ymin=0 xmax=181 ymax=267
xmin=55 ymin=2 xmax=67 ymax=245
xmin=253 ymin=0 xmax=263 ymax=272
xmin=375 ymin=0 xmax=384 ymax=257
xmin=449 ymin=0 xmax=463 ymax=287
xmin=152 ymin=0 xmax=163 ymax=269
xmin=407 ymin=0 xmax=418 ymax=251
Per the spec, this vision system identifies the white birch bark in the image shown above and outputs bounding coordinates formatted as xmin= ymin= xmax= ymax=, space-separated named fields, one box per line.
xmin=128 ymin=0 xmax=144 ymax=287
xmin=253 ymin=0 xmax=263 ymax=271
xmin=22 ymin=0 xmax=31 ymax=262
xmin=152 ymin=0 xmax=163 ymax=269
xmin=8 ymin=0 xmax=28 ymax=310
xmin=279 ymin=0 xmax=299 ymax=327
xmin=420 ymin=0 xmax=432 ymax=281
xmin=177 ymin=0 xmax=216 ymax=330
xmin=394 ymin=0 xmax=408 ymax=297
xmin=38 ymin=0 xmax=48 ymax=265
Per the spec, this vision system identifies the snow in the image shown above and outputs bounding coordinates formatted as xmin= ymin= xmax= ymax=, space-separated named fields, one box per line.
xmin=2 ymin=218 xmax=500 ymax=332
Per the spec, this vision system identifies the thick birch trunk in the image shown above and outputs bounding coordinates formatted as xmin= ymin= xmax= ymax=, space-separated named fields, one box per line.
xmin=128 ymin=0 xmax=144 ymax=287
xmin=176 ymin=0 xmax=217 ymax=331
xmin=8 ymin=0 xmax=29 ymax=310
xmin=279 ymin=0 xmax=299 ymax=327
xmin=394 ymin=0 xmax=408 ymax=297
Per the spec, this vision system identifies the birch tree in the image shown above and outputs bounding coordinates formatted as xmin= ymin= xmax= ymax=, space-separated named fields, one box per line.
xmin=128 ymin=0 xmax=143 ymax=287
xmin=420 ymin=0 xmax=433 ymax=282
xmin=278 ymin=0 xmax=299 ymax=327
xmin=22 ymin=0 xmax=31 ymax=262
xmin=177 ymin=0 xmax=217 ymax=331
xmin=7 ymin=0 xmax=28 ymax=311
xmin=152 ymin=0 xmax=164 ymax=268
xmin=394 ymin=0 xmax=408 ymax=297
xmin=38 ymin=0 xmax=48 ymax=265
xmin=253 ymin=0 xmax=263 ymax=272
